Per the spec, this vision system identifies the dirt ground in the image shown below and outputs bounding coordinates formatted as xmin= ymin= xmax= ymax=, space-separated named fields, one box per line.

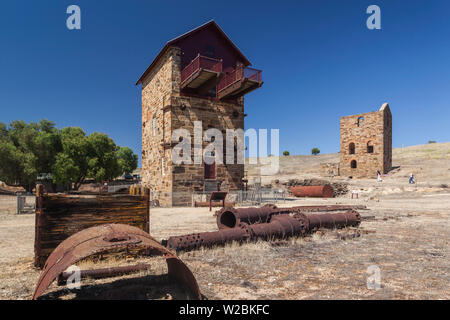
xmin=0 ymin=143 xmax=449 ymax=300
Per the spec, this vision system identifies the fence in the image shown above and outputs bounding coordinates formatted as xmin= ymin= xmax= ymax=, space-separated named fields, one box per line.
xmin=192 ymin=188 xmax=286 ymax=207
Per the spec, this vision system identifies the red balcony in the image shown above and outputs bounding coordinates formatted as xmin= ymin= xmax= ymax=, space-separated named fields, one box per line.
xmin=217 ymin=66 xmax=263 ymax=100
xmin=180 ymin=54 xmax=223 ymax=93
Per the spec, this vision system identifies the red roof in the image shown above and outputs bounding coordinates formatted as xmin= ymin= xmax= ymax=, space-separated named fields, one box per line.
xmin=135 ymin=20 xmax=251 ymax=85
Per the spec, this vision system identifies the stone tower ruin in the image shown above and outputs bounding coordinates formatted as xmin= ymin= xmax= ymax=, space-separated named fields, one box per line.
xmin=339 ymin=103 xmax=392 ymax=178
xmin=136 ymin=21 xmax=263 ymax=206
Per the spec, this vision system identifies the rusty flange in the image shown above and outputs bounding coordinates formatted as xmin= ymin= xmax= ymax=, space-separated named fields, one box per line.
xmin=32 ymin=224 xmax=202 ymax=300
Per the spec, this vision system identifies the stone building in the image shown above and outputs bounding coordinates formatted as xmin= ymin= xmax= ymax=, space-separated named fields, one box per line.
xmin=136 ymin=21 xmax=263 ymax=206
xmin=339 ymin=103 xmax=392 ymax=178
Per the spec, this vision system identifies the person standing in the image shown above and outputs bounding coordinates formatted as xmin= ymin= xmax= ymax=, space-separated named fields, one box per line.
xmin=377 ymin=170 xmax=382 ymax=182
xmin=409 ymin=173 xmax=415 ymax=184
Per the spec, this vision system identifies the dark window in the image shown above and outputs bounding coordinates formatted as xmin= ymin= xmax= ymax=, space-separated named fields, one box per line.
xmin=349 ymin=143 xmax=355 ymax=154
xmin=205 ymin=45 xmax=215 ymax=58
xmin=351 ymin=160 xmax=357 ymax=168
xmin=367 ymin=141 xmax=374 ymax=153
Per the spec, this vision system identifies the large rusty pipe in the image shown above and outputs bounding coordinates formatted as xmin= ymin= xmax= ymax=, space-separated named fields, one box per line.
xmin=290 ymin=185 xmax=334 ymax=198
xmin=303 ymin=210 xmax=361 ymax=230
xmin=216 ymin=204 xmax=366 ymax=229
xmin=248 ymin=214 xmax=308 ymax=240
xmin=168 ymin=211 xmax=361 ymax=252
xmin=216 ymin=204 xmax=279 ymax=229
xmin=167 ymin=227 xmax=251 ymax=252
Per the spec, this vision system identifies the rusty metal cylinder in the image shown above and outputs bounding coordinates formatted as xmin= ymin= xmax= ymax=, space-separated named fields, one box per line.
xmin=249 ymin=214 xmax=308 ymax=240
xmin=168 ymin=211 xmax=362 ymax=252
xmin=57 ymin=263 xmax=152 ymax=285
xmin=216 ymin=204 xmax=277 ymax=229
xmin=290 ymin=185 xmax=334 ymax=198
xmin=303 ymin=210 xmax=361 ymax=230
xmin=167 ymin=227 xmax=250 ymax=251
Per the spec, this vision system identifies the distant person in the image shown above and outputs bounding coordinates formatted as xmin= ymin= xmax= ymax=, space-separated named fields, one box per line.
xmin=377 ymin=170 xmax=382 ymax=182
xmin=409 ymin=173 xmax=415 ymax=184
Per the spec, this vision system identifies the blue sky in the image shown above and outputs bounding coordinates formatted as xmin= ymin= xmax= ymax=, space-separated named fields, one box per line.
xmin=1 ymin=0 xmax=449 ymax=165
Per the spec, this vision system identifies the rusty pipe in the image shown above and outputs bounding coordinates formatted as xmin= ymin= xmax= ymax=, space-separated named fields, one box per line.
xmin=57 ymin=263 xmax=153 ymax=285
xmin=167 ymin=226 xmax=252 ymax=252
xmin=216 ymin=204 xmax=278 ymax=229
xmin=301 ymin=210 xmax=361 ymax=231
xmin=168 ymin=211 xmax=361 ymax=252
xmin=216 ymin=204 xmax=365 ymax=229
xmin=248 ymin=214 xmax=308 ymax=240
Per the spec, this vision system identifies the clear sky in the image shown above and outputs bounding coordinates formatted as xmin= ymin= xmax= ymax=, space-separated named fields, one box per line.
xmin=1 ymin=0 xmax=449 ymax=165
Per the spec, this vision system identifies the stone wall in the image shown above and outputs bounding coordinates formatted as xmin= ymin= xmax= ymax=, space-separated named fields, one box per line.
xmin=168 ymin=95 xmax=245 ymax=206
xmin=339 ymin=103 xmax=392 ymax=178
xmin=141 ymin=48 xmax=177 ymax=206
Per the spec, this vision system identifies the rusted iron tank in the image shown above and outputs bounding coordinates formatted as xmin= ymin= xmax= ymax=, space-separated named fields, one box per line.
xmin=33 ymin=224 xmax=202 ymax=300
xmin=290 ymin=185 xmax=334 ymax=198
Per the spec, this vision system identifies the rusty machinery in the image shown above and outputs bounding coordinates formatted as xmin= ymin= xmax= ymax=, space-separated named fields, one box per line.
xmin=167 ymin=207 xmax=361 ymax=252
xmin=33 ymin=224 xmax=202 ymax=300
xmin=216 ymin=204 xmax=365 ymax=229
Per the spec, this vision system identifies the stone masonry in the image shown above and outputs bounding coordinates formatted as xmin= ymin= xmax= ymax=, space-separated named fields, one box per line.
xmin=339 ymin=103 xmax=392 ymax=178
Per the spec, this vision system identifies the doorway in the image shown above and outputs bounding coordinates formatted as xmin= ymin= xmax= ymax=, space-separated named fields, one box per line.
xmin=204 ymin=156 xmax=216 ymax=179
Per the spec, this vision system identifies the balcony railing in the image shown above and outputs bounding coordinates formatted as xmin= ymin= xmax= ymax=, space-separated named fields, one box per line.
xmin=180 ymin=54 xmax=223 ymax=84
xmin=217 ymin=66 xmax=262 ymax=93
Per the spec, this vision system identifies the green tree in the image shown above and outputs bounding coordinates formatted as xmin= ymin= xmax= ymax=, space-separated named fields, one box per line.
xmin=117 ymin=147 xmax=138 ymax=175
xmin=0 ymin=123 xmax=7 ymax=140
xmin=0 ymin=120 xmax=61 ymax=192
xmin=53 ymin=130 xmax=138 ymax=189
xmin=52 ymin=127 xmax=90 ymax=190
xmin=1 ymin=120 xmax=138 ymax=192
xmin=86 ymin=132 xmax=121 ymax=182
xmin=311 ymin=147 xmax=320 ymax=155
xmin=283 ymin=150 xmax=290 ymax=156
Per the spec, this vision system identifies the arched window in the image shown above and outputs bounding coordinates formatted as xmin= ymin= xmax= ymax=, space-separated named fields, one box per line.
xmin=357 ymin=117 xmax=364 ymax=127
xmin=367 ymin=141 xmax=374 ymax=153
xmin=349 ymin=143 xmax=355 ymax=155
xmin=351 ymin=160 xmax=357 ymax=169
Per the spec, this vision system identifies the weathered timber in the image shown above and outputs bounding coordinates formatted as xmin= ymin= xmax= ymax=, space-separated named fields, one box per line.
xmin=34 ymin=185 xmax=150 ymax=268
